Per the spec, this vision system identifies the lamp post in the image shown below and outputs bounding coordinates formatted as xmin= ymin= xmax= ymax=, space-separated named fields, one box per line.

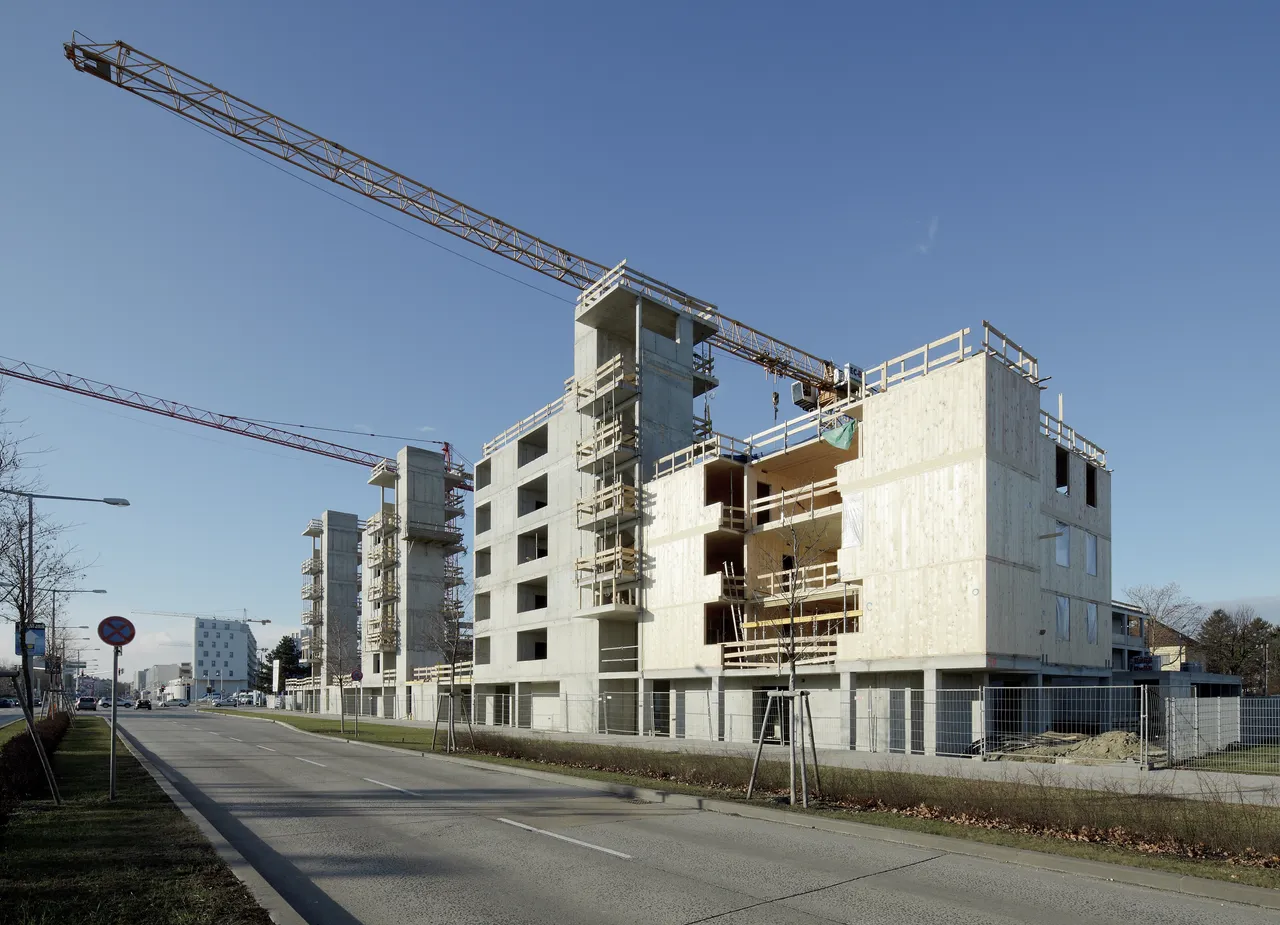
xmin=0 ymin=489 xmax=128 ymax=806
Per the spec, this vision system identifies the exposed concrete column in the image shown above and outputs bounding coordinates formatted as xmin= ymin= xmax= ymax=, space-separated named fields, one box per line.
xmin=711 ymin=675 xmax=725 ymax=741
xmin=840 ymin=671 xmax=856 ymax=749
xmin=922 ymin=668 xmax=938 ymax=756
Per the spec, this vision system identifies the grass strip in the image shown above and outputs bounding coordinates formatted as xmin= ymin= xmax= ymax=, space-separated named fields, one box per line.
xmin=0 ymin=717 xmax=273 ymax=925
xmin=210 ymin=708 xmax=1280 ymax=891
xmin=0 ymin=719 xmax=26 ymax=747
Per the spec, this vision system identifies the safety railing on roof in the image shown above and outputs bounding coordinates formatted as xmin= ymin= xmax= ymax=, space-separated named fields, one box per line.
xmin=1040 ymin=411 xmax=1107 ymax=466
xmin=862 ymin=328 xmax=972 ymax=395
xmin=653 ymin=433 xmax=751 ymax=479
xmin=481 ymin=382 xmax=572 ymax=458
xmin=981 ymin=320 xmax=1038 ymax=381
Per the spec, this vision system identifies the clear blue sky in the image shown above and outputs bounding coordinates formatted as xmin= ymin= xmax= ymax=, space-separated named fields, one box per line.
xmin=3 ymin=2 xmax=1277 ymax=675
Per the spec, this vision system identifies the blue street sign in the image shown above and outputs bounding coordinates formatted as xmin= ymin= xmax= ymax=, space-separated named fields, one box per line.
xmin=15 ymin=626 xmax=46 ymax=657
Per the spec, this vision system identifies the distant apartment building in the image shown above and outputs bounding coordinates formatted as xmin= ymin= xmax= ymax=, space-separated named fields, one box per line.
xmin=191 ymin=618 xmax=257 ymax=696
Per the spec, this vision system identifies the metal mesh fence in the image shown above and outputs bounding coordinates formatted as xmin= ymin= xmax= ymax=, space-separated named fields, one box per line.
xmin=283 ymin=682 xmax=1280 ymax=776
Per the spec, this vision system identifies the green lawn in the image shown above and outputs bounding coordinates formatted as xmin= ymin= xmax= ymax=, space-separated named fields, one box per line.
xmin=209 ymin=709 xmax=1280 ymax=891
xmin=0 ymin=718 xmax=26 ymax=747
xmin=1179 ymin=745 xmax=1280 ymax=776
xmin=0 ymin=717 xmax=272 ymax=925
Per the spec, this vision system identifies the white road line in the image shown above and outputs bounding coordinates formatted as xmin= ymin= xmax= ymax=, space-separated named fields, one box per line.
xmin=255 ymin=745 xmax=276 ymax=752
xmin=496 ymin=818 xmax=631 ymax=860
xmin=362 ymin=777 xmax=416 ymax=796
xmin=208 ymin=732 xmax=221 ymax=736
xmin=227 ymin=736 xmax=243 ymax=742
xmin=295 ymin=757 xmax=326 ymax=767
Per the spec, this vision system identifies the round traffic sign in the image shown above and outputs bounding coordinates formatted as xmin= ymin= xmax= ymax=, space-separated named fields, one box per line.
xmin=98 ymin=615 xmax=136 ymax=647
xmin=351 ymin=669 xmax=363 ymax=682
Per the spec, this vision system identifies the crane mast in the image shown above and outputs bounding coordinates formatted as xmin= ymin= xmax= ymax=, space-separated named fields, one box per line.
xmin=64 ymin=36 xmax=844 ymax=390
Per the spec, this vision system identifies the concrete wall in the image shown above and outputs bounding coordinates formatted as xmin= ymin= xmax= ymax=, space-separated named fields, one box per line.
xmin=836 ymin=357 xmax=988 ymax=664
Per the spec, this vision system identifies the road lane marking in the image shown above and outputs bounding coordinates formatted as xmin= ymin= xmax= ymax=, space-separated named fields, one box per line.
xmin=227 ymin=737 xmax=243 ymax=742
xmin=208 ymin=732 xmax=221 ymax=736
xmin=496 ymin=818 xmax=631 ymax=860
xmin=256 ymin=745 xmax=276 ymax=752
xmin=363 ymin=777 xmax=415 ymax=795
xmin=295 ymin=757 xmax=326 ymax=767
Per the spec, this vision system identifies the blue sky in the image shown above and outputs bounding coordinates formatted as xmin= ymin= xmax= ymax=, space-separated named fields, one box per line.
xmin=3 ymin=2 xmax=1277 ymax=674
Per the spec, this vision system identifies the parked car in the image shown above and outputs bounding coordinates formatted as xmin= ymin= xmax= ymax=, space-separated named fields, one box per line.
xmin=76 ymin=696 xmax=97 ymax=711
xmin=215 ymin=698 xmax=236 ymax=707
xmin=172 ymin=699 xmax=190 ymax=707
xmin=97 ymin=698 xmax=111 ymax=709
xmin=134 ymin=699 xmax=152 ymax=710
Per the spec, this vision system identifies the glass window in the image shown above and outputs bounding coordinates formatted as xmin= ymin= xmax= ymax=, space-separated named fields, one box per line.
xmin=1086 ymin=602 xmax=1098 ymax=644
xmin=223 ymin=660 xmax=228 ymax=667
xmin=198 ymin=622 xmax=205 ymax=629
xmin=1086 ymin=532 xmax=1098 ymax=576
xmin=198 ymin=659 xmax=203 ymax=667
xmin=216 ymin=632 xmax=221 ymax=639
xmin=203 ymin=631 xmax=208 ymax=638
xmin=1056 ymin=595 xmax=1070 ymax=641
xmin=1055 ymin=523 xmax=1070 ymax=567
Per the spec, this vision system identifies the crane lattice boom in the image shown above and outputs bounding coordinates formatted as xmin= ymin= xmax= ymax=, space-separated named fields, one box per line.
xmin=0 ymin=355 xmax=392 ymax=469
xmin=64 ymin=37 xmax=840 ymax=389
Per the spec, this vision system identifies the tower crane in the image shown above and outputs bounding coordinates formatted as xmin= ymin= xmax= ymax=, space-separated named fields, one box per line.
xmin=132 ymin=609 xmax=273 ymax=625
xmin=0 ymin=355 xmax=467 ymax=478
xmin=62 ymin=35 xmax=855 ymax=394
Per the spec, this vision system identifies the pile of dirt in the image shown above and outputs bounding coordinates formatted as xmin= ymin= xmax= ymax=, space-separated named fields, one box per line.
xmin=997 ymin=730 xmax=1151 ymax=763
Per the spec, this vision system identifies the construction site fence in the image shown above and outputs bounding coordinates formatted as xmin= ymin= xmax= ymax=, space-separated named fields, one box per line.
xmin=277 ymin=685 xmax=1280 ymax=776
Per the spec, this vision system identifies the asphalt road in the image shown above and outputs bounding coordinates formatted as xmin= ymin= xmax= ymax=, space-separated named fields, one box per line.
xmin=113 ymin=711 xmax=1270 ymax=925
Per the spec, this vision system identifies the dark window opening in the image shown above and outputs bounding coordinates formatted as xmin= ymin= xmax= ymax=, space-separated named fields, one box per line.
xmin=1055 ymin=446 xmax=1070 ymax=496
xmin=1086 ymin=464 xmax=1098 ymax=508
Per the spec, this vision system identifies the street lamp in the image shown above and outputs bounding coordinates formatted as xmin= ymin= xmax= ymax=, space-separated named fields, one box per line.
xmin=0 ymin=488 xmax=129 ymax=805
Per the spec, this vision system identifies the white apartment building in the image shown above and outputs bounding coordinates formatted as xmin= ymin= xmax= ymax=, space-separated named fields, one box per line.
xmin=468 ymin=272 xmax=1113 ymax=752
xmin=192 ymin=618 xmax=258 ymax=697
xmin=298 ymin=511 xmax=363 ymax=710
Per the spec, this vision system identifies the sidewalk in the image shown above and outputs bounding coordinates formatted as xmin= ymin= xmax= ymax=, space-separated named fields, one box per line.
xmin=262 ymin=708 xmax=1280 ymax=805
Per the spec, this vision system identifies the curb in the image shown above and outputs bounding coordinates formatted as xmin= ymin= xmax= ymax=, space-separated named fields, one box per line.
xmin=200 ymin=710 xmax=1279 ymax=910
xmin=110 ymin=718 xmax=309 ymax=925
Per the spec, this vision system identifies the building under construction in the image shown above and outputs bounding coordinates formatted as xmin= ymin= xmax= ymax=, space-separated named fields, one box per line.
xmin=54 ymin=39 xmax=1113 ymax=753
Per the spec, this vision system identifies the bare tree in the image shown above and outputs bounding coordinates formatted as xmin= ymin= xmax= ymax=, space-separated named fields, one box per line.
xmin=1123 ymin=582 xmax=1205 ymax=658
xmin=325 ymin=610 xmax=363 ymax=733
xmin=417 ymin=568 xmax=472 ymax=753
xmin=745 ymin=519 xmax=841 ymax=805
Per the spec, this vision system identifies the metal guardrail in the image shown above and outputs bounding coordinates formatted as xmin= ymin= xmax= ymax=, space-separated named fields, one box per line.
xmin=300 ymin=555 xmax=323 ymax=575
xmin=482 ymin=384 xmax=572 ymax=458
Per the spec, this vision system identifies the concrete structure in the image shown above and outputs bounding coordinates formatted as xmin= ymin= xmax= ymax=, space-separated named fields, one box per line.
xmin=468 ymin=305 xmax=1117 ymax=753
xmin=298 ymin=511 xmax=362 ymax=710
xmin=192 ymin=618 xmax=257 ymax=697
xmin=359 ymin=445 xmax=470 ymax=716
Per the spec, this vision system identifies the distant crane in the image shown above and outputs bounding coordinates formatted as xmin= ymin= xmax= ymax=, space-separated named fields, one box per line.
xmin=131 ymin=609 xmax=273 ymax=626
